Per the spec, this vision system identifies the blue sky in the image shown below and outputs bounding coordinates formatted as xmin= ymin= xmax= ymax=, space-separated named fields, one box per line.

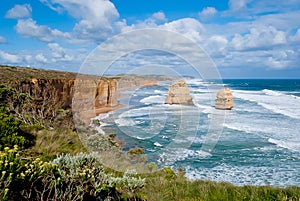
xmin=0 ymin=0 xmax=300 ymax=78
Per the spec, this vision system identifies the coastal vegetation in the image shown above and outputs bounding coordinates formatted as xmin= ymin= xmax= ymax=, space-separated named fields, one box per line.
xmin=1 ymin=65 xmax=300 ymax=200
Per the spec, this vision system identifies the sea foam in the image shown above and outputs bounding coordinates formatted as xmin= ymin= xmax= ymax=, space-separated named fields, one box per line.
xmin=233 ymin=89 xmax=300 ymax=119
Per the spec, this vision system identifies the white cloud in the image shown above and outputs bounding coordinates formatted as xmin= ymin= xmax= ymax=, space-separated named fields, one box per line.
xmin=250 ymin=0 xmax=300 ymax=14
xmin=255 ymin=11 xmax=300 ymax=31
xmin=129 ymin=11 xmax=168 ymax=28
xmin=41 ymin=0 xmax=122 ymax=41
xmin=199 ymin=7 xmax=217 ymax=20
xmin=35 ymin=53 xmax=48 ymax=63
xmin=204 ymin=35 xmax=229 ymax=57
xmin=161 ymin=18 xmax=205 ymax=42
xmin=48 ymin=43 xmax=73 ymax=61
xmin=229 ymin=0 xmax=252 ymax=12
xmin=265 ymin=50 xmax=296 ymax=69
xmin=0 ymin=51 xmax=22 ymax=63
xmin=5 ymin=4 xmax=32 ymax=19
xmin=230 ymin=25 xmax=287 ymax=51
xmin=0 ymin=36 xmax=6 ymax=43
xmin=15 ymin=18 xmax=70 ymax=42
xmin=121 ymin=17 xmax=205 ymax=44
xmin=151 ymin=11 xmax=167 ymax=22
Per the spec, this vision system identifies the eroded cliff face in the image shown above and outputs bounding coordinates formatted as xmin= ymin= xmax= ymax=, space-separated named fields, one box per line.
xmin=12 ymin=77 xmax=118 ymax=110
xmin=165 ymin=80 xmax=194 ymax=105
xmin=15 ymin=78 xmax=74 ymax=110
xmin=215 ymin=88 xmax=234 ymax=110
xmin=0 ymin=66 xmax=160 ymax=127
xmin=5 ymin=77 xmax=119 ymax=127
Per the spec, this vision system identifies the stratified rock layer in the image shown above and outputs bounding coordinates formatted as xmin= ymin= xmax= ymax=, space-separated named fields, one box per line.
xmin=215 ymin=88 xmax=234 ymax=110
xmin=165 ymin=80 xmax=193 ymax=105
xmin=0 ymin=66 xmax=159 ymax=126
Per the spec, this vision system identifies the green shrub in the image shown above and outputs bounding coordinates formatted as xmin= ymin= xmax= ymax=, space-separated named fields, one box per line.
xmin=0 ymin=108 xmax=32 ymax=150
xmin=0 ymin=149 xmax=145 ymax=201
xmin=52 ymin=153 xmax=145 ymax=200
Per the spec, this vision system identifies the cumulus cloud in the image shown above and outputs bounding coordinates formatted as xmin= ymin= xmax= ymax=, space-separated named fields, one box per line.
xmin=35 ymin=53 xmax=48 ymax=63
xmin=204 ymin=35 xmax=229 ymax=57
xmin=5 ymin=4 xmax=32 ymax=19
xmin=151 ymin=11 xmax=167 ymax=22
xmin=48 ymin=43 xmax=73 ymax=61
xmin=230 ymin=25 xmax=287 ymax=51
xmin=122 ymin=16 xmax=204 ymax=44
xmin=199 ymin=7 xmax=217 ymax=20
xmin=162 ymin=18 xmax=205 ymax=42
xmin=15 ymin=18 xmax=70 ymax=42
xmin=265 ymin=50 xmax=296 ymax=69
xmin=129 ymin=11 xmax=168 ymax=28
xmin=41 ymin=0 xmax=122 ymax=41
xmin=0 ymin=51 xmax=22 ymax=63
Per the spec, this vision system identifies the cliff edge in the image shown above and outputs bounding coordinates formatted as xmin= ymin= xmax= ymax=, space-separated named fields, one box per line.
xmin=0 ymin=65 xmax=159 ymax=126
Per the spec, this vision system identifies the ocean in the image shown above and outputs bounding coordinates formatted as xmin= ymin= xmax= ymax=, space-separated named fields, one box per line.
xmin=95 ymin=79 xmax=300 ymax=187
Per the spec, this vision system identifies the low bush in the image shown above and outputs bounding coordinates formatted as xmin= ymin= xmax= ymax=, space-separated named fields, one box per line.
xmin=0 ymin=107 xmax=33 ymax=150
xmin=0 ymin=147 xmax=145 ymax=201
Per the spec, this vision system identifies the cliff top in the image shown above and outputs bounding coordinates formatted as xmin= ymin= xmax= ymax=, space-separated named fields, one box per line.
xmin=0 ymin=65 xmax=177 ymax=85
xmin=0 ymin=65 xmax=77 ymax=83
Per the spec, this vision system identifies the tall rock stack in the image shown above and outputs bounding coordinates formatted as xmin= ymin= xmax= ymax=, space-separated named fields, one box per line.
xmin=215 ymin=88 xmax=234 ymax=110
xmin=165 ymin=80 xmax=194 ymax=105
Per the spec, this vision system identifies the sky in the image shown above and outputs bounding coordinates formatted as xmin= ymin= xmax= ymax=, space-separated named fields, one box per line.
xmin=0 ymin=0 xmax=300 ymax=78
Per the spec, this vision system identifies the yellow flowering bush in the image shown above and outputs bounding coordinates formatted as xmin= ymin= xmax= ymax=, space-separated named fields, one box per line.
xmin=0 ymin=148 xmax=145 ymax=200
xmin=0 ymin=146 xmax=23 ymax=200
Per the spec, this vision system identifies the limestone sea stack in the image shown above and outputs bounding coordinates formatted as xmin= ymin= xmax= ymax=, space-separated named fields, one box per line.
xmin=165 ymin=80 xmax=194 ymax=105
xmin=215 ymin=88 xmax=234 ymax=110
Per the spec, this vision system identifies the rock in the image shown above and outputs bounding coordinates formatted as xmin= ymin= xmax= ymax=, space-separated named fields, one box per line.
xmin=165 ymin=80 xmax=193 ymax=105
xmin=215 ymin=88 xmax=234 ymax=110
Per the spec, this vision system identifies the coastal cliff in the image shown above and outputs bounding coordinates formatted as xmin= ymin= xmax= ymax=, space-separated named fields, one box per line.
xmin=0 ymin=65 xmax=158 ymax=126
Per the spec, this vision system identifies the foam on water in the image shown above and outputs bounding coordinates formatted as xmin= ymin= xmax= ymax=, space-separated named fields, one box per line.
xmin=223 ymin=123 xmax=253 ymax=134
xmin=185 ymin=163 xmax=300 ymax=187
xmin=185 ymin=79 xmax=203 ymax=85
xmin=115 ymin=117 xmax=136 ymax=127
xmin=158 ymin=148 xmax=212 ymax=165
xmin=118 ymin=106 xmax=163 ymax=118
xmin=140 ymin=95 xmax=165 ymax=104
xmin=154 ymin=142 xmax=163 ymax=147
xmin=191 ymin=88 xmax=210 ymax=93
xmin=90 ymin=112 xmax=112 ymax=134
xmin=233 ymin=89 xmax=300 ymax=119
xmin=154 ymin=89 xmax=165 ymax=94
xmin=262 ymin=89 xmax=283 ymax=96
xmin=268 ymin=138 xmax=300 ymax=152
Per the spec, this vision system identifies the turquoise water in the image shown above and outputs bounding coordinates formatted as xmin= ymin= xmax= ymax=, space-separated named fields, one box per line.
xmin=98 ymin=79 xmax=300 ymax=187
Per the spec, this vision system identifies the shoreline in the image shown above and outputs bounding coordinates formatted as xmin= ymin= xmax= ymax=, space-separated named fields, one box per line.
xmin=95 ymin=104 xmax=125 ymax=117
xmin=78 ymin=104 xmax=125 ymax=126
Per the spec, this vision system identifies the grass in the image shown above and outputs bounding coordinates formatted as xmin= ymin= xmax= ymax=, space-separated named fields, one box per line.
xmin=140 ymin=169 xmax=300 ymax=201
xmin=0 ymin=65 xmax=77 ymax=83
xmin=24 ymin=127 xmax=86 ymax=160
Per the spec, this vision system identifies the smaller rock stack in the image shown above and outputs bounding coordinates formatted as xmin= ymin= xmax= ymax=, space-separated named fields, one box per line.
xmin=215 ymin=88 xmax=234 ymax=110
xmin=165 ymin=80 xmax=194 ymax=105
